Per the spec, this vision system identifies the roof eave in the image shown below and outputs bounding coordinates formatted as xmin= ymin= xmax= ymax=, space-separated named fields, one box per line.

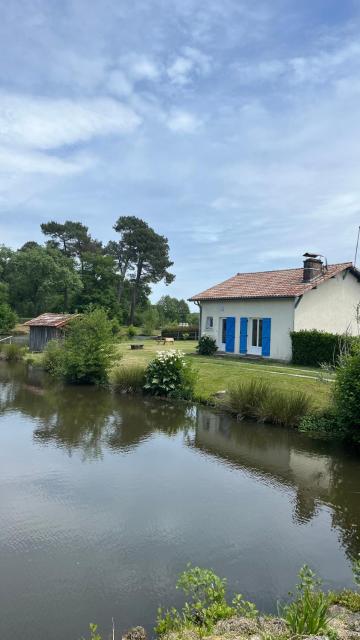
xmin=189 ymin=295 xmax=297 ymax=302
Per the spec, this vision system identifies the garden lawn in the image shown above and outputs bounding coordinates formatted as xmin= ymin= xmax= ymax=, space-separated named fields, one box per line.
xmin=115 ymin=341 xmax=332 ymax=409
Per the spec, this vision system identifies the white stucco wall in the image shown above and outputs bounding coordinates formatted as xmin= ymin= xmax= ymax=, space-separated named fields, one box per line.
xmin=200 ymin=298 xmax=295 ymax=360
xmin=294 ymin=270 xmax=360 ymax=335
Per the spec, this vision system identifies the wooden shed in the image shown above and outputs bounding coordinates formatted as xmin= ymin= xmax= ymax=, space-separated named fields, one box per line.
xmin=24 ymin=313 xmax=75 ymax=352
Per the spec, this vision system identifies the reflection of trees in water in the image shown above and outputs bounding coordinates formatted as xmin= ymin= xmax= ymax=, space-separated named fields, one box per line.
xmin=194 ymin=408 xmax=360 ymax=561
xmin=0 ymin=364 xmax=196 ymax=461
xmin=1 ymin=364 xmax=359 ymax=561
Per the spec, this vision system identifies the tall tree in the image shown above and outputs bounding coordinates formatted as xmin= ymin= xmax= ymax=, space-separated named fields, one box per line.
xmin=156 ymin=295 xmax=190 ymax=325
xmin=113 ymin=216 xmax=175 ymax=324
xmin=6 ymin=246 xmax=82 ymax=316
xmin=41 ymin=220 xmax=102 ymax=271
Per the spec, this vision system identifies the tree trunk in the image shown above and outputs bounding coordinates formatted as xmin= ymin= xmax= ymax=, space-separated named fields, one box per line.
xmin=129 ymin=260 xmax=143 ymax=325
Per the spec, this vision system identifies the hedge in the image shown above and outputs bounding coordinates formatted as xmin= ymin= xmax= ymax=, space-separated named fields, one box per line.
xmin=290 ymin=330 xmax=358 ymax=366
xmin=161 ymin=325 xmax=199 ymax=340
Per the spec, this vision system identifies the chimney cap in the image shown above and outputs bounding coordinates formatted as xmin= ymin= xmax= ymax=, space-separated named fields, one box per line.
xmin=303 ymin=252 xmax=321 ymax=259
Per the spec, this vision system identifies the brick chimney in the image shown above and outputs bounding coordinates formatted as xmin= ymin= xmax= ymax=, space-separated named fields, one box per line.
xmin=303 ymin=253 xmax=323 ymax=282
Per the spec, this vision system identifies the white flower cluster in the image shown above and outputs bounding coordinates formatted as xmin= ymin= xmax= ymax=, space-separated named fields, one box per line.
xmin=154 ymin=349 xmax=185 ymax=363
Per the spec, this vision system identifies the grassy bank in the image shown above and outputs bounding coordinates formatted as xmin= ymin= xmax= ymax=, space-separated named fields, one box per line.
xmin=114 ymin=341 xmax=332 ymax=409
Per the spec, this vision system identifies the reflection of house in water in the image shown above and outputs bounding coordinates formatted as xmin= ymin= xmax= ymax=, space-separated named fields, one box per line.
xmin=193 ymin=409 xmax=360 ymax=553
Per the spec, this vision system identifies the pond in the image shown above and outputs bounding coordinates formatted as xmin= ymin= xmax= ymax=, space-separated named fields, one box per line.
xmin=0 ymin=362 xmax=359 ymax=640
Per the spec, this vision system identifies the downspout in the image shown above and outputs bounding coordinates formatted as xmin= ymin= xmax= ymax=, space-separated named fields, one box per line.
xmin=194 ymin=301 xmax=201 ymax=340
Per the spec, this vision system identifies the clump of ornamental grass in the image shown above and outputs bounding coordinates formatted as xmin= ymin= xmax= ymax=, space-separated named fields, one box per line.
xmin=221 ymin=379 xmax=312 ymax=427
xmin=259 ymin=389 xmax=313 ymax=427
xmin=110 ymin=364 xmax=146 ymax=394
xmin=222 ymin=379 xmax=270 ymax=420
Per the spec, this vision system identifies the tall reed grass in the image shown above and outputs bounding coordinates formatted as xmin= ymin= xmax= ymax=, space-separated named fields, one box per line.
xmin=221 ymin=379 xmax=312 ymax=427
xmin=110 ymin=364 xmax=146 ymax=394
xmin=0 ymin=343 xmax=27 ymax=361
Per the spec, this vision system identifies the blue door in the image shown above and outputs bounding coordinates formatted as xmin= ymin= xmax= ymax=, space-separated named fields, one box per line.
xmin=225 ymin=317 xmax=235 ymax=352
xmin=262 ymin=318 xmax=271 ymax=357
xmin=239 ymin=317 xmax=248 ymax=354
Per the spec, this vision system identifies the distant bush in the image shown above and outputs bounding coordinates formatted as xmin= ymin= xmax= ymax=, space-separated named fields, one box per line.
xmin=110 ymin=364 xmax=146 ymax=394
xmin=290 ymin=330 xmax=357 ymax=367
xmin=221 ymin=379 xmax=312 ymax=427
xmin=161 ymin=325 xmax=199 ymax=340
xmin=197 ymin=335 xmax=218 ymax=356
xmin=0 ymin=343 xmax=26 ymax=361
xmin=43 ymin=340 xmax=65 ymax=376
xmin=144 ymin=350 xmax=196 ymax=399
xmin=60 ymin=309 xmax=116 ymax=384
xmin=0 ymin=303 xmax=17 ymax=335
xmin=127 ymin=324 xmax=137 ymax=338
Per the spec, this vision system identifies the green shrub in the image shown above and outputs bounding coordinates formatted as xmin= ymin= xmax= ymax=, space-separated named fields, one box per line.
xmin=0 ymin=343 xmax=27 ymax=361
xmin=299 ymin=408 xmax=345 ymax=437
xmin=156 ymin=565 xmax=257 ymax=636
xmin=329 ymin=589 xmax=360 ymax=612
xmin=281 ymin=565 xmax=331 ymax=635
xmin=60 ymin=309 xmax=116 ymax=384
xmin=43 ymin=340 xmax=65 ymax=376
xmin=0 ymin=302 xmax=17 ymax=335
xmin=144 ymin=350 xmax=196 ymax=399
xmin=197 ymin=335 xmax=218 ymax=356
xmin=127 ymin=324 xmax=137 ymax=338
xmin=333 ymin=346 xmax=360 ymax=441
xmin=110 ymin=364 xmax=145 ymax=394
xmin=290 ymin=330 xmax=357 ymax=367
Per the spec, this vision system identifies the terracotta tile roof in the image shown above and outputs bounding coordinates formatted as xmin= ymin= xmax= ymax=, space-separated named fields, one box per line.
xmin=24 ymin=313 xmax=75 ymax=328
xmin=189 ymin=262 xmax=355 ymax=301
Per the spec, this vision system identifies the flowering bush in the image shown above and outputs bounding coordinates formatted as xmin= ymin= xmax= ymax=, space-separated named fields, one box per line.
xmin=144 ymin=350 xmax=196 ymax=399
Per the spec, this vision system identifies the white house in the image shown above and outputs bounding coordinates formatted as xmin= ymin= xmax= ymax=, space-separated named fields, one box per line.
xmin=189 ymin=253 xmax=360 ymax=361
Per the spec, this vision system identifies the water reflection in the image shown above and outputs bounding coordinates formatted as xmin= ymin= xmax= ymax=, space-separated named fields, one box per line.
xmin=0 ymin=362 xmax=358 ymax=561
xmin=192 ymin=411 xmax=360 ymax=558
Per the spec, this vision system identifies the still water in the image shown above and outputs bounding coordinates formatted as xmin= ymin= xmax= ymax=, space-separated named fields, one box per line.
xmin=0 ymin=363 xmax=359 ymax=640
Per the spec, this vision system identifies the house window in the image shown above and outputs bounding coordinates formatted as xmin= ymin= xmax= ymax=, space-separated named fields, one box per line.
xmin=251 ymin=318 xmax=263 ymax=348
xmin=205 ymin=316 xmax=214 ymax=329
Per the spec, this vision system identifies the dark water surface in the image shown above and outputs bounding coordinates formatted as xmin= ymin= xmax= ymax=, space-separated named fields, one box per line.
xmin=0 ymin=363 xmax=359 ymax=640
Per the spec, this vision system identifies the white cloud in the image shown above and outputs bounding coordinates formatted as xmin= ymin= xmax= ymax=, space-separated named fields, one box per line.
xmin=166 ymin=109 xmax=202 ymax=133
xmin=126 ymin=55 xmax=161 ymax=81
xmin=167 ymin=56 xmax=194 ymax=85
xmin=0 ymin=92 xmax=141 ymax=150
xmin=0 ymin=146 xmax=94 ymax=175
xmin=167 ymin=47 xmax=212 ymax=85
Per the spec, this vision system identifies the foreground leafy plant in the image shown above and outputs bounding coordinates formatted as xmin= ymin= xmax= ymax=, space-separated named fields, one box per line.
xmin=156 ymin=565 xmax=258 ymax=636
xmin=281 ymin=565 xmax=331 ymax=635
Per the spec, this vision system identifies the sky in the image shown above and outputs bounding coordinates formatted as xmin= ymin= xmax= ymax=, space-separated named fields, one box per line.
xmin=1 ymin=0 xmax=360 ymax=303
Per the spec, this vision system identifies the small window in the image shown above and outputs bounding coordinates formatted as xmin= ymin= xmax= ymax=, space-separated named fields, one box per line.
xmin=205 ymin=316 xmax=214 ymax=329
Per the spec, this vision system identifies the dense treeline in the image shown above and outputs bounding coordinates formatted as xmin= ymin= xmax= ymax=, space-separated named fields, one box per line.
xmin=0 ymin=216 xmax=197 ymax=331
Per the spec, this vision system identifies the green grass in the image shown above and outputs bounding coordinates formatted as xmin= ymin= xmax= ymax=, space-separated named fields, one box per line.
xmin=114 ymin=341 xmax=332 ymax=409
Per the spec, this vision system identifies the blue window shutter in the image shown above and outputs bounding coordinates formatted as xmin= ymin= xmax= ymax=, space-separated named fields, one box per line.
xmin=239 ymin=317 xmax=248 ymax=354
xmin=262 ymin=318 xmax=271 ymax=357
xmin=225 ymin=317 xmax=235 ymax=353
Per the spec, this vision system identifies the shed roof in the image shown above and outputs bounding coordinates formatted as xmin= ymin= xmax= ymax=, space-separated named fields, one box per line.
xmin=24 ymin=313 xmax=75 ymax=328
xmin=189 ymin=262 xmax=357 ymax=301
